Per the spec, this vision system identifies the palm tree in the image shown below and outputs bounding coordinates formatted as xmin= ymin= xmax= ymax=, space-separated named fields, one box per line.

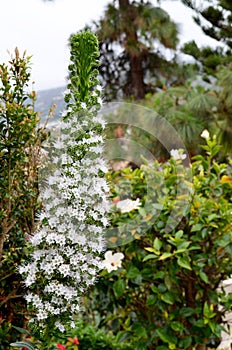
xmin=93 ymin=0 xmax=179 ymax=100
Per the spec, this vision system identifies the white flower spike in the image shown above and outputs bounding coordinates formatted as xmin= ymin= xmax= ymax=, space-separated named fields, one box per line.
xmin=103 ymin=251 xmax=124 ymax=273
xmin=19 ymin=31 xmax=110 ymax=332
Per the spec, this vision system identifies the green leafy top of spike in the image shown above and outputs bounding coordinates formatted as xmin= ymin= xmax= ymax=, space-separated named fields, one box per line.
xmin=64 ymin=30 xmax=101 ymax=111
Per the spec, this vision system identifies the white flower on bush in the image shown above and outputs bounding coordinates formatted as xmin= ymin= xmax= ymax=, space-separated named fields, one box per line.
xmin=201 ymin=129 xmax=210 ymax=139
xmin=170 ymin=148 xmax=187 ymax=161
xmin=102 ymin=251 xmax=124 ymax=273
xmin=116 ymin=198 xmax=141 ymax=213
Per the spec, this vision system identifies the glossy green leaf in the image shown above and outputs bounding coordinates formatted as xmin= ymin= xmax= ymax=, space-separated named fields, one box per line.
xmin=161 ymin=292 xmax=175 ymax=305
xmin=113 ymin=279 xmax=126 ymax=298
xmin=153 ymin=237 xmax=163 ymax=251
xmin=199 ymin=271 xmax=209 ymax=284
xmin=177 ymin=256 xmax=192 ymax=270
xmin=156 ymin=328 xmax=177 ymax=345
xmin=126 ymin=265 xmax=141 ymax=279
xmin=158 ymin=252 xmax=173 ymax=260
xmin=143 ymin=254 xmax=158 ymax=262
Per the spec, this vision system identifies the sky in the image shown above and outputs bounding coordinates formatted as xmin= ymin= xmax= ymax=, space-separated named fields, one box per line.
xmin=0 ymin=0 xmax=220 ymax=92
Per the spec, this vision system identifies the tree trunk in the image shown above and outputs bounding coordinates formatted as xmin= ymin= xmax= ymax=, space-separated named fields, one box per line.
xmin=118 ymin=0 xmax=145 ymax=99
xmin=130 ymin=54 xmax=145 ymax=99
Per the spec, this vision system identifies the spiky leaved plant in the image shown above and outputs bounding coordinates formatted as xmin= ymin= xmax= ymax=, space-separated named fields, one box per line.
xmin=19 ymin=31 xmax=110 ymax=345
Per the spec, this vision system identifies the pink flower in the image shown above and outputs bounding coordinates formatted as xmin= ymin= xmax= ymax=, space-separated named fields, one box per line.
xmin=56 ymin=344 xmax=66 ymax=350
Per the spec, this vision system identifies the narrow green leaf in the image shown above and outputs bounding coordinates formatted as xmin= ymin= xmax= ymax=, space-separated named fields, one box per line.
xmin=208 ymin=214 xmax=218 ymax=221
xmin=156 ymin=328 xmax=177 ymax=345
xmin=143 ymin=254 xmax=158 ymax=262
xmin=176 ymin=241 xmax=190 ymax=250
xmin=153 ymin=271 xmax=165 ymax=279
xmin=152 ymin=203 xmax=163 ymax=210
xmin=177 ymin=256 xmax=192 ymax=270
xmin=12 ymin=326 xmax=31 ymax=335
xmin=113 ymin=279 xmax=126 ymax=298
xmin=179 ymin=307 xmax=194 ymax=317
xmin=144 ymin=247 xmax=155 ymax=253
xmin=203 ymin=302 xmax=209 ymax=317
xmin=153 ymin=237 xmax=162 ymax=251
xmin=199 ymin=271 xmax=209 ymax=284
xmin=138 ymin=207 xmax=146 ymax=217
xmin=191 ymin=223 xmax=203 ymax=232
xmin=10 ymin=341 xmax=35 ymax=350
xmin=171 ymin=321 xmax=184 ymax=332
xmin=175 ymin=230 xmax=183 ymax=238
xmin=161 ymin=292 xmax=175 ymax=305
xmin=158 ymin=252 xmax=173 ymax=260
xmin=194 ymin=319 xmax=204 ymax=328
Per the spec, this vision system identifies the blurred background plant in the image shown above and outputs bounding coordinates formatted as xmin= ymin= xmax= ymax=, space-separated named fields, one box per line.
xmin=181 ymin=0 xmax=232 ymax=76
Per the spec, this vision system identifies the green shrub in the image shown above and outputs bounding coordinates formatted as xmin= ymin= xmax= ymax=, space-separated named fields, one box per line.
xmin=0 ymin=49 xmax=46 ymax=348
xmin=65 ymin=318 xmax=133 ymax=350
xmin=84 ymin=135 xmax=232 ymax=350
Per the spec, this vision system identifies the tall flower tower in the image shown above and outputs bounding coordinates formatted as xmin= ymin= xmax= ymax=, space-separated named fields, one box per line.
xmin=19 ymin=31 xmax=109 ymax=335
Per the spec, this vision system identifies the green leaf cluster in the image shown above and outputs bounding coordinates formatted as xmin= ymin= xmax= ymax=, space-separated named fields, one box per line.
xmin=0 ymin=48 xmax=46 ymax=348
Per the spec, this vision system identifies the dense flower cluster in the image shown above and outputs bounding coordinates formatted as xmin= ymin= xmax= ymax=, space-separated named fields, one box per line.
xmin=19 ymin=31 xmax=110 ymax=331
xmin=170 ymin=148 xmax=187 ymax=161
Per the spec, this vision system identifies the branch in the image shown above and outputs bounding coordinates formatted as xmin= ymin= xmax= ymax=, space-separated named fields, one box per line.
xmin=0 ymin=219 xmax=17 ymax=263
xmin=0 ymin=292 xmax=23 ymax=307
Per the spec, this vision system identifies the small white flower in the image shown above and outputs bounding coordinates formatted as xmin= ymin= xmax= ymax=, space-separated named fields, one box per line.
xmin=58 ymin=264 xmax=70 ymax=277
xmin=95 ymin=85 xmax=102 ymax=92
xmin=63 ymin=89 xmax=70 ymax=96
xmin=25 ymin=293 xmax=34 ymax=303
xmin=97 ymin=97 xmax=103 ymax=105
xmin=102 ymin=250 xmax=124 ymax=273
xmin=81 ymin=102 xmax=87 ymax=109
xmin=37 ymin=309 xmax=48 ymax=320
xmin=116 ymin=198 xmax=141 ymax=213
xmin=170 ymin=149 xmax=187 ymax=161
xmin=201 ymin=129 xmax=210 ymax=139
xmin=55 ymin=321 xmax=65 ymax=333
xmin=61 ymin=110 xmax=68 ymax=118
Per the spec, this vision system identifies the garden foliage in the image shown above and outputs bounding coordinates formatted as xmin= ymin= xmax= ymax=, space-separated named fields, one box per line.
xmin=2 ymin=29 xmax=232 ymax=350
xmin=84 ymin=135 xmax=232 ymax=350
xmin=0 ymin=49 xmax=45 ymax=349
